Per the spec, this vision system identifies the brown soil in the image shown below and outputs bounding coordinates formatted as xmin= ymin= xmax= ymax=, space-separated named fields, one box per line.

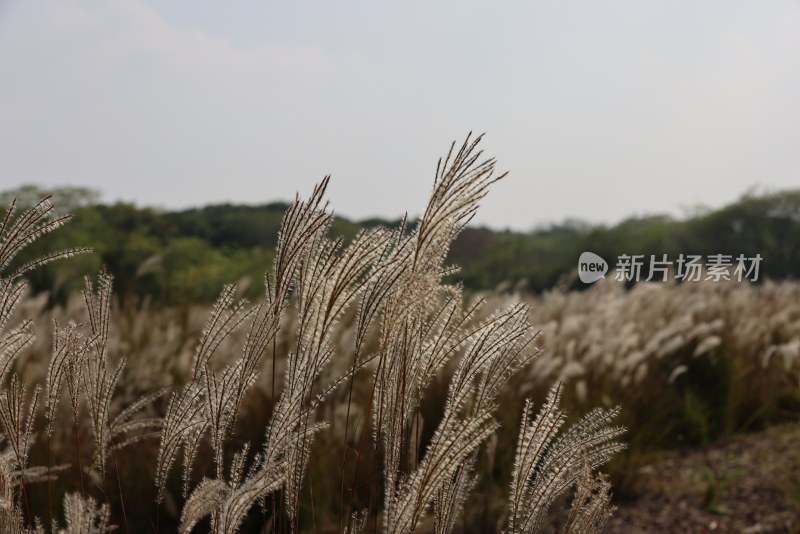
xmin=608 ymin=424 xmax=800 ymax=534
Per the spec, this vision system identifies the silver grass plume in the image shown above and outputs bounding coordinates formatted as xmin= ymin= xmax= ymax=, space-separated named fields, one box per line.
xmin=0 ymin=306 xmax=33 ymax=386
xmin=506 ymin=382 xmax=625 ymax=533
xmin=0 ymin=376 xmax=40 ymax=480
xmin=58 ymin=493 xmax=114 ymax=534
xmin=162 ymin=176 xmax=394 ymax=531
xmin=105 ymin=387 xmax=166 ymax=456
xmin=82 ymin=270 xmax=163 ymax=478
xmin=0 ymin=196 xmax=90 ymax=533
xmin=0 ymin=196 xmax=91 ymax=422
xmin=0 ymin=197 xmax=91 ymax=280
xmin=371 ymin=134 xmax=511 ymax=533
xmin=222 ymin=180 xmax=394 ymax=530
xmin=562 ymin=464 xmax=615 ymax=534
xmin=433 ymin=303 xmax=539 ymax=534
xmin=0 ymin=454 xmax=26 ymax=534
xmin=155 ymin=284 xmax=255 ymax=500
xmin=157 ymin=179 xmax=334 ymax=507
xmin=344 ymin=509 xmax=368 ymax=534
xmin=82 ymin=270 xmax=124 ymax=478
xmin=385 ymin=304 xmax=537 ymax=534
xmin=155 ymin=382 xmax=206 ymax=502
xmin=179 ymin=478 xmax=231 ymax=534
xmin=276 ymin=222 xmax=392 ymax=522
xmin=385 ymin=409 xmax=498 ymax=534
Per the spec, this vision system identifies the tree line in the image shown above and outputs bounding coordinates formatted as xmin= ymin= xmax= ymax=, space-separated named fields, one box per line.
xmin=3 ymin=184 xmax=799 ymax=306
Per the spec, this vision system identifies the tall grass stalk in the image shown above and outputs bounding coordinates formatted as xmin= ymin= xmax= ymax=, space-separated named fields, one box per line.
xmin=0 ymin=136 xmax=627 ymax=533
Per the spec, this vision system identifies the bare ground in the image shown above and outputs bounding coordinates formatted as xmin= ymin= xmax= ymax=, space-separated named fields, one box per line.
xmin=608 ymin=424 xmax=800 ymax=534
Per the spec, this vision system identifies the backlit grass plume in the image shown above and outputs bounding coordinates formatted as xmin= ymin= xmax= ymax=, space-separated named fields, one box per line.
xmin=0 ymin=135 xmax=627 ymax=533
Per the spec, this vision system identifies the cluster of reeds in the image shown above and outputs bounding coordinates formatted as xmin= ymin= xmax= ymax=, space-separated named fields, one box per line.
xmin=514 ymin=278 xmax=800 ymax=435
xmin=0 ymin=136 xmax=624 ymax=533
xmin=475 ymin=272 xmax=800 ymax=492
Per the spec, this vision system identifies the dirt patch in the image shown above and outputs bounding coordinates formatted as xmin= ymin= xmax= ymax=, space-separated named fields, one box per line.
xmin=608 ymin=424 xmax=800 ymax=534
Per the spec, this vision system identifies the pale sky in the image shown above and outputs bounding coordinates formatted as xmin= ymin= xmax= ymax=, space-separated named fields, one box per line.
xmin=1 ymin=1 xmax=799 ymax=229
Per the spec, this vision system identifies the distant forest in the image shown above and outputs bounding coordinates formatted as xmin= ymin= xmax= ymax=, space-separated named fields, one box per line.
xmin=3 ymin=184 xmax=800 ymax=305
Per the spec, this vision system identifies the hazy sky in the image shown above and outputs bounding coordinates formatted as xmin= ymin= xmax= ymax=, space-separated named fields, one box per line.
xmin=1 ymin=1 xmax=798 ymax=229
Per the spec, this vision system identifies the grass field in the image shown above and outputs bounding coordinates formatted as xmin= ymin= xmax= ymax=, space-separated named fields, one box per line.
xmin=1 ymin=137 xmax=798 ymax=533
